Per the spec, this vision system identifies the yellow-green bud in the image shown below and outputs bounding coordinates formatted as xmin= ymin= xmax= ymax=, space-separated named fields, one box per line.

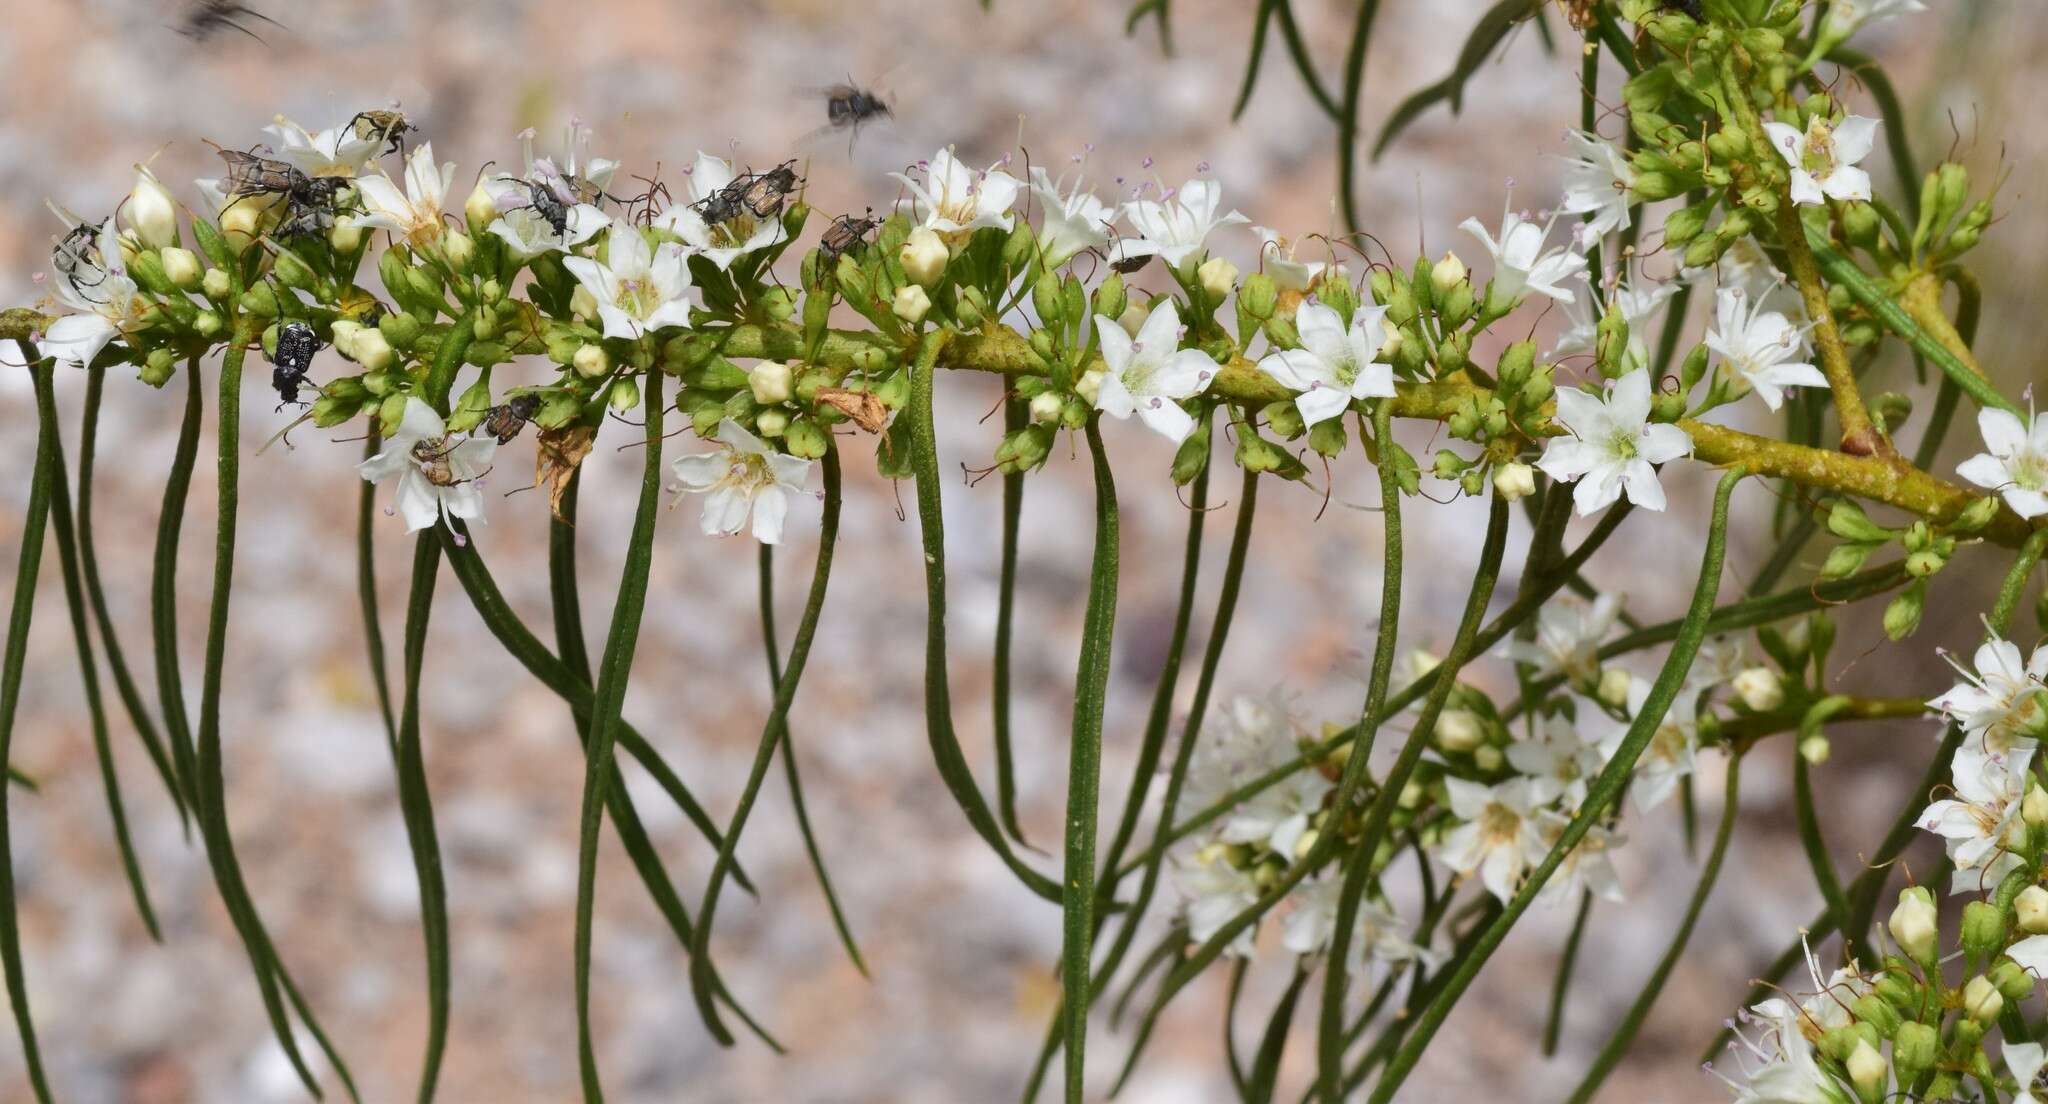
xmin=352 ymin=329 xmax=395 ymax=374
xmin=755 ymin=408 xmax=788 ymax=438
xmin=1845 ymin=1039 xmax=1886 ymax=1102
xmin=1732 ymin=667 xmax=1783 ymax=712
xmin=380 ymin=310 xmax=422 ymax=351
xmin=1118 ymin=299 xmax=1152 ymax=338
xmin=899 ymin=227 xmax=949 ymax=288
xmin=1436 ymin=709 xmax=1484 ymax=753
xmin=140 ymin=347 xmax=177 ymax=387
xmin=201 ymin=267 xmax=232 ymax=300
xmin=464 ymin=181 xmax=499 ymax=236
xmin=160 ymin=247 xmax=202 ymax=291
xmin=193 ymin=310 xmax=222 ymax=337
xmin=271 ymin=248 xmax=317 ymax=292
xmin=1850 ymin=992 xmax=1901 ymax=1039
xmin=1239 ymin=273 xmax=1278 ymax=320
xmin=1888 ymin=886 xmax=1938 ymax=963
xmin=2018 ymin=885 xmax=2048 ymax=933
xmin=1991 ymin=957 xmax=2035 ymax=1002
xmin=749 ymin=360 xmax=794 ymax=405
xmin=573 ymin=343 xmax=610 ymax=379
xmin=328 ymin=215 xmax=363 ymax=254
xmin=892 ymin=284 xmax=931 ymax=326
xmin=1430 ymin=251 xmax=1467 ymax=296
xmin=1472 ymin=744 xmax=1503 ymax=772
xmin=1597 ymin=667 xmax=1633 ymax=709
xmin=783 ymin=416 xmax=828 ymax=460
xmin=1170 ymin=420 xmax=1213 ymax=486
xmin=570 ymin=284 xmax=599 ymax=322
xmin=1029 ymin=391 xmax=1064 ymax=424
xmin=1093 ymin=272 xmax=1128 ymax=324
xmin=1197 ymin=256 xmax=1238 ymax=301
xmin=1962 ymin=900 xmax=2007 ymax=960
xmin=608 ymin=377 xmax=640 ymax=414
xmin=442 ymin=230 xmax=475 ymax=272
xmin=1799 ymin=734 xmax=1831 ymax=764
xmin=237 ymin=282 xmax=280 ymax=318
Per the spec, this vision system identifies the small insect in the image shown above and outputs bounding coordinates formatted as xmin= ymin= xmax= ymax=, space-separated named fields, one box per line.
xmin=525 ymin=180 xmax=571 ymax=236
xmin=410 ymin=437 xmax=485 ymax=487
xmin=349 ymin=109 xmax=415 ymax=156
xmin=51 ymin=222 xmax=108 ymax=296
xmin=213 ymin=145 xmax=350 ymax=237
xmin=481 ymin=394 xmax=541 ymax=445
xmin=824 ymin=83 xmax=892 ymax=140
xmin=177 ymin=0 xmax=283 ymax=42
xmin=737 ymin=160 xmax=802 ymax=219
xmin=1110 ymin=252 xmax=1152 ymax=275
xmin=819 ymin=209 xmax=880 ymax=261
xmin=269 ymin=321 xmax=322 ymax=406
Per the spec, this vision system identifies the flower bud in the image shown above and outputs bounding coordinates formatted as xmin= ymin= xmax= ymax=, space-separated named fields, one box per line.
xmin=570 ymin=285 xmax=599 ymax=322
xmin=465 ymin=181 xmax=499 ymax=236
xmin=1029 ymin=390 xmax=1064 ymax=424
xmin=1197 ymin=256 xmax=1238 ymax=302
xmin=2017 ymin=886 xmax=2048 ymax=933
xmin=380 ymin=310 xmax=422 ymax=352
xmin=1118 ymin=300 xmax=1151 ymax=338
xmin=1962 ymin=900 xmax=2008 ymax=960
xmin=1436 ymin=709 xmax=1485 ymax=753
xmin=1731 ymin=668 xmax=1784 ymax=712
xmin=783 ymin=416 xmax=828 ymax=460
xmin=328 ymin=215 xmax=364 ymax=254
xmin=2027 ymin=784 xmax=2048 ymax=827
xmin=1240 ymin=273 xmax=1278 ymax=320
xmin=193 ymin=310 xmax=222 ymax=337
xmin=1170 ymin=420 xmax=1214 ymax=486
xmin=608 ymin=377 xmax=641 ymax=414
xmin=1472 ymin=744 xmax=1503 ymax=772
xmin=1888 ymin=887 xmax=1938 ymax=964
xmin=1845 ymin=1039 xmax=1886 ymax=1101
xmin=351 ymin=329 xmax=395 ymax=374
xmin=573 ymin=342 xmax=610 ymax=379
xmin=201 ymin=267 xmax=232 ymax=300
xmin=1492 ymin=461 xmax=1535 ymax=502
xmin=1964 ymin=973 xmax=2003 ymax=1022
xmin=1799 ymin=735 xmax=1831 ymax=765
xmin=1850 ymin=992 xmax=1901 ymax=1039
xmin=126 ymin=167 xmax=180 ymax=249
xmin=140 ymin=347 xmax=177 ymax=387
xmin=892 ymin=284 xmax=931 ymax=326
xmin=329 ymin=319 xmax=364 ymax=359
xmin=749 ymin=360 xmax=794 ymax=405
xmin=899 ymin=227 xmax=949 ymax=288
xmin=755 ymin=408 xmax=788 ymax=438
xmin=442 ymin=230 xmax=476 ymax=272
xmin=1991 ymin=956 xmax=2035 ymax=1001
xmin=1891 ymin=1022 xmax=1937 ymax=1086
xmin=160 ymin=246 xmax=201 ymax=291
xmin=1430 ymin=251 xmax=1467 ymax=296
xmin=1092 ymin=273 xmax=1128 ymax=325
xmin=218 ymin=194 xmax=268 ymax=247
xmin=1075 ymin=369 xmax=1104 ymax=407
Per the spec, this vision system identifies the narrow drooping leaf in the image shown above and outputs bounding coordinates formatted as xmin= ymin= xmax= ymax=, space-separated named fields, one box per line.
xmin=152 ymin=358 xmax=205 ymax=811
xmin=393 ymin=535 xmax=452 ymax=1102
xmin=358 ymin=433 xmax=398 ymax=750
xmin=993 ymin=395 xmax=1032 ymax=848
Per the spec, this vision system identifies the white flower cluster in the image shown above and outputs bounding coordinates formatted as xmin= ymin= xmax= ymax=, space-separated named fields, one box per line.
xmin=1918 ymin=630 xmax=2048 ymax=896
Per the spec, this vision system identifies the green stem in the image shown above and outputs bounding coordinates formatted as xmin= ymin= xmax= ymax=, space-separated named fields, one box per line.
xmin=152 ymin=357 xmax=204 ymax=813
xmin=1541 ymin=893 xmax=1594 ymax=1057
xmin=78 ymin=365 xmax=186 ymax=825
xmin=1 ymin=354 xmax=60 ymax=1103
xmin=994 ymin=395 xmax=1032 ymax=847
xmin=1335 ymin=0 xmax=1382 ymax=231
xmin=358 ymin=433 xmax=398 ymax=750
xmin=1365 ymin=468 xmax=1745 ymax=1104
xmin=393 ymin=534 xmax=451 ymax=1102
xmin=1563 ymin=752 xmax=1743 ymax=1104
xmin=575 ymin=362 xmax=667 ymax=1100
xmin=1808 ymin=234 xmax=2020 ymax=416
xmin=1061 ymin=418 xmax=1120 ymax=1103
xmin=905 ymin=329 xmax=1062 ymax=902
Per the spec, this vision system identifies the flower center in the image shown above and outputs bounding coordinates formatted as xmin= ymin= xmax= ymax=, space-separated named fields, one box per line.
xmin=1605 ymin=428 xmax=1639 ymax=460
xmin=2011 ymin=449 xmax=2047 ymax=491
xmin=1478 ymin=802 xmax=1520 ymax=842
xmin=1800 ymin=119 xmax=1838 ymax=178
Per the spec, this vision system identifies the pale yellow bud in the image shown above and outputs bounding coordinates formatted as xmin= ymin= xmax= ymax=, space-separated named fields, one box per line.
xmin=755 ymin=409 xmax=789 ymax=438
xmin=159 ymin=246 xmax=201 ymax=291
xmin=1197 ymin=256 xmax=1239 ymax=301
xmin=1430 ymin=251 xmax=1468 ymax=295
xmin=1075 ymin=369 xmax=1104 ymax=407
xmin=1799 ymin=734 xmax=1831 ymax=765
xmin=2017 ymin=885 xmax=2048 ymax=933
xmin=1472 ymin=744 xmax=1503 ymax=772
xmin=465 ymin=181 xmax=500 ymax=232
xmin=1964 ymin=973 xmax=2003 ymax=1022
xmin=2026 ymin=784 xmax=2048 ymax=827
xmin=351 ymin=329 xmax=395 ymax=374
xmin=570 ymin=285 xmax=599 ymax=322
xmin=328 ymin=215 xmax=363 ymax=254
xmin=1492 ymin=461 xmax=1535 ymax=502
xmin=1436 ymin=709 xmax=1485 ymax=753
xmin=1597 ymin=667 xmax=1633 ymax=709
xmin=1117 ymin=300 xmax=1151 ymax=338
xmin=899 ymin=228 xmax=949 ymax=288
xmin=749 ymin=360 xmax=794 ymax=405
xmin=1732 ymin=667 xmax=1784 ymax=712
xmin=892 ymin=284 xmax=931 ymax=326
xmin=1845 ymin=1040 xmax=1886 ymax=1097
xmin=573 ymin=343 xmax=610 ymax=379
xmin=328 ymin=320 xmax=364 ymax=359
xmin=1888 ymin=887 xmax=1937 ymax=963
xmin=441 ymin=230 xmax=475 ymax=271
xmin=1029 ymin=391 xmax=1064 ymax=423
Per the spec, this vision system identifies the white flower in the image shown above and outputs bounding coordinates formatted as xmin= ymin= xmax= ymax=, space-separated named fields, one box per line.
xmin=1714 ymin=997 xmax=1854 ymax=1104
xmin=1435 ymin=777 xmax=1551 ymax=903
xmin=358 ymin=398 xmax=498 ymax=534
xmin=1704 ymin=287 xmax=1826 ymax=411
xmin=2010 ymin=934 xmax=2048 ymax=981
xmin=1823 ymin=0 xmax=1928 ymax=38
xmin=1182 ymin=694 xmax=1330 ymax=859
xmin=654 ymin=151 xmax=791 ymax=270
xmin=1535 ymin=369 xmax=1693 ymax=515
xmin=891 ymin=148 xmax=1021 ymax=236
xmin=1534 ymin=818 xmax=1624 ymax=908
xmin=1090 ymin=298 xmax=1217 ymax=443
xmin=1172 ymin=845 xmax=1263 ymax=958
xmin=1028 ymin=166 xmax=1113 ymax=267
xmin=1507 ymin=711 xmax=1609 ymax=811
xmin=354 ymin=143 xmax=455 ymax=250
xmin=1460 ymin=202 xmax=1588 ymax=306
xmin=1497 ymin=592 xmax=1623 ymax=683
xmin=2006 ymin=1042 xmax=2048 ymax=1104
xmin=1111 ymin=178 xmax=1249 ymax=270
xmin=262 ymin=115 xmax=382 ymax=179
xmin=40 ymin=219 xmax=154 ymax=370
xmin=1256 ymin=301 xmax=1394 ymax=427
xmin=1929 ymin=632 xmax=2047 ymax=757
xmin=1280 ymin=877 xmax=1434 ymax=975
xmin=1610 ymin=678 xmax=1701 ymax=812
xmin=489 ymin=197 xmax=607 ymax=259
xmin=125 ymin=166 xmax=180 ymax=250
xmin=1557 ymin=130 xmax=1637 ymax=248
xmin=563 ymin=219 xmax=698 ymax=340
xmin=668 ymin=417 xmax=814 ymax=545
xmin=1253 ymin=226 xmax=1327 ymax=291
xmin=1917 ymin=744 xmax=2033 ymax=888
xmin=1764 ymin=115 xmax=1879 ymax=207
xmin=1551 ymin=274 xmax=1676 ymax=369
xmin=483 ymin=126 xmax=615 ymax=260
xmin=1956 ymin=407 xmax=2048 ymax=519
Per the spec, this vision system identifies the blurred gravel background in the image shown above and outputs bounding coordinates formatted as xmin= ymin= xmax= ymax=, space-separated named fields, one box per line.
xmin=0 ymin=0 xmax=2042 ymax=1100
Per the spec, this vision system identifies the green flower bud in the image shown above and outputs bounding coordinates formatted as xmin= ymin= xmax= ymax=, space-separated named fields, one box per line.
xmin=757 ymin=285 xmax=798 ymax=323
xmin=1307 ymin=416 xmax=1347 ymax=459
xmin=873 ymin=369 xmax=911 ymax=411
xmin=783 ymin=416 xmax=828 ymax=459
xmin=1170 ymin=420 xmax=1214 ymax=485
xmin=1240 ymin=273 xmax=1279 ymax=320
xmin=995 ymin=424 xmax=1054 ymax=475
xmin=754 ymin=408 xmax=787 ymax=438
xmin=379 ymin=310 xmax=422 ymax=352
xmin=1496 ymin=341 xmax=1537 ymax=388
xmin=1318 ymin=272 xmax=1361 ymax=322
xmin=1437 ymin=281 xmax=1475 ymax=330
xmin=1827 ymin=500 xmax=1892 ymax=543
xmin=835 ymin=252 xmax=872 ymax=308
xmin=406 ymin=266 xmax=443 ymax=306
xmin=1991 ymin=956 xmax=2035 ymax=1002
xmin=1368 ymin=269 xmax=1395 ymax=308
xmin=573 ymin=343 xmax=610 ymax=379
xmin=1891 ymin=1022 xmax=1938 ymax=1086
xmin=1093 ymin=272 xmax=1128 ymax=325
xmin=1950 ymin=495 xmax=2001 ymax=533
xmin=1264 ymin=400 xmax=1306 ymax=440
xmin=1032 ymin=271 xmax=1063 ymax=331
xmin=1840 ymin=201 xmax=1881 ymax=250
xmin=1883 ymin=580 xmax=1926 ymax=641
xmin=1904 ymin=550 xmax=1946 ymax=578
xmin=1851 ymin=992 xmax=1901 ymax=1039
xmin=193 ymin=310 xmax=223 ymax=338
xmin=238 ymin=282 xmax=281 ymax=318
xmin=1235 ymin=429 xmax=1293 ymax=476
xmin=955 ymin=285 xmax=989 ymax=330
xmin=1873 ymin=968 xmax=1919 ymax=1012
xmin=139 ymin=347 xmax=177 ymax=387
xmin=1963 ymin=973 xmax=2003 ymax=1022
xmin=1382 ymin=280 xmax=1418 ymax=327
xmin=1962 ymin=900 xmax=2007 ymax=962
